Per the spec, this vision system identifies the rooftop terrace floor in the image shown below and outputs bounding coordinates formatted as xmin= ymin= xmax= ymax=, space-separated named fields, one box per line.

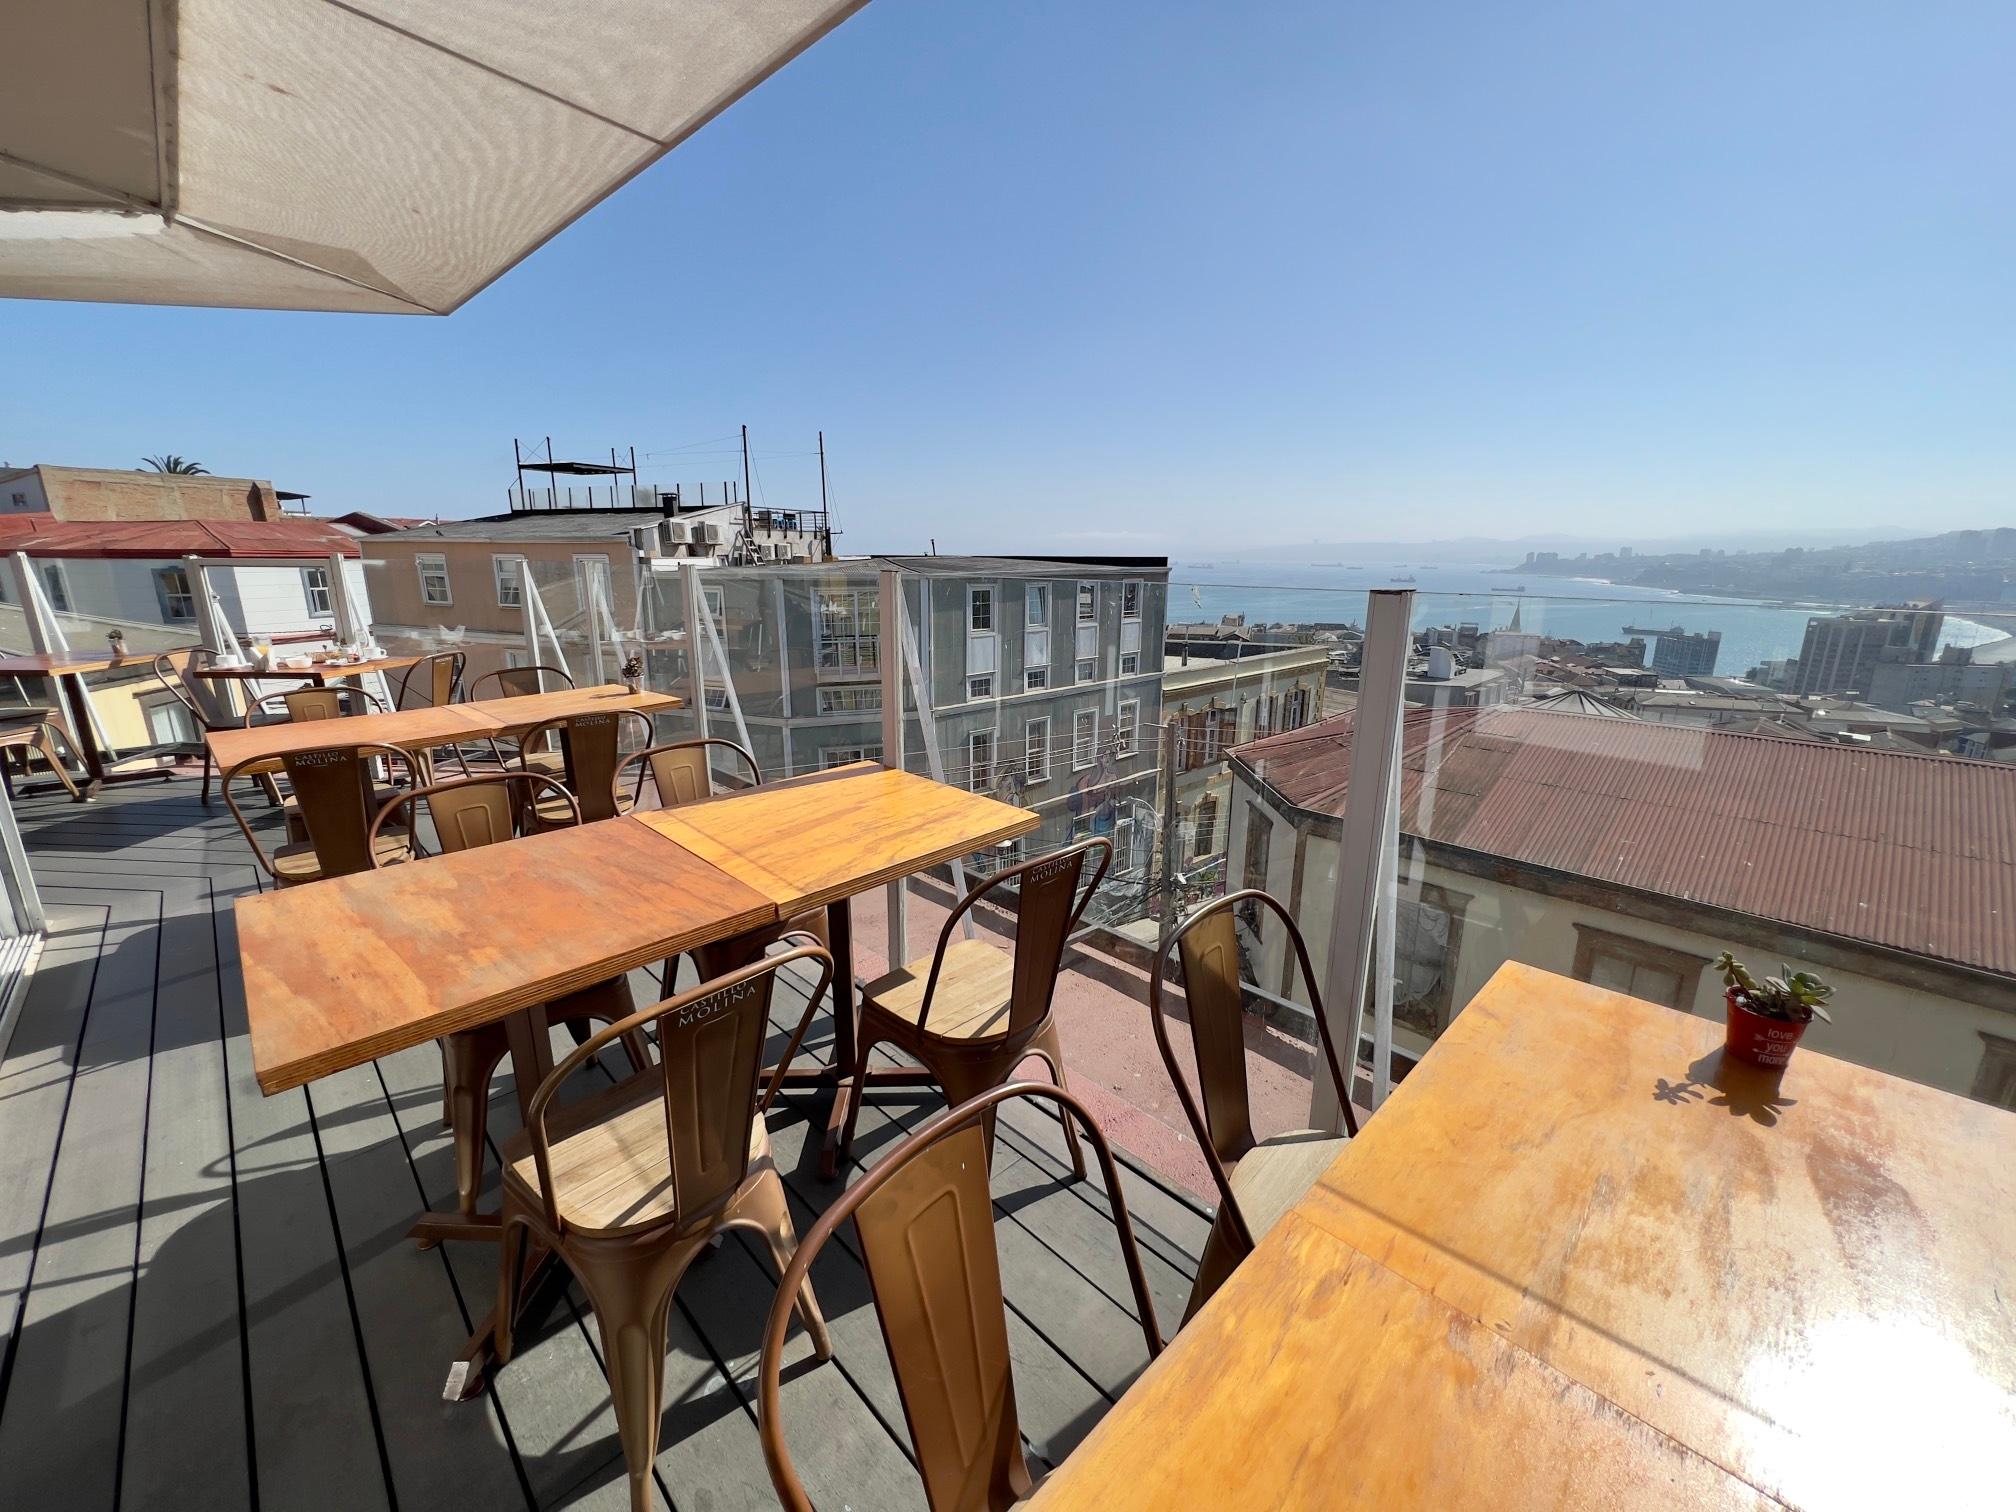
xmin=0 ymin=777 xmax=1202 ymax=1510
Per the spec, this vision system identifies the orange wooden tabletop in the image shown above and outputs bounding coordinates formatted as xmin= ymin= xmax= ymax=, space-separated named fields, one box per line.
xmin=1034 ymin=962 xmax=2015 ymax=1509
xmin=0 ymin=650 xmax=153 ymax=677
xmin=459 ymin=682 xmax=683 ymax=734
xmin=237 ymin=816 xmax=773 ymax=1094
xmin=205 ymin=701 xmax=496 ymax=768
xmin=632 ymin=762 xmax=1039 ymax=912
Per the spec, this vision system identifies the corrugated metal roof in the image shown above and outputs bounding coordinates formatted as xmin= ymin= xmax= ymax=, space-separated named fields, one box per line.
xmin=1235 ymin=706 xmax=2016 ymax=977
xmin=0 ymin=515 xmax=359 ymax=559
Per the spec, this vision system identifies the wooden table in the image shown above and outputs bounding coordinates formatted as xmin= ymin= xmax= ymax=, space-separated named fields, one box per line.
xmin=193 ymin=653 xmax=424 ymax=684
xmin=203 ymin=682 xmax=681 ymax=770
xmin=0 ymin=649 xmax=176 ymax=798
xmin=1031 ymin=962 xmax=2016 ymax=1509
xmin=636 ymin=761 xmax=1039 ymax=1175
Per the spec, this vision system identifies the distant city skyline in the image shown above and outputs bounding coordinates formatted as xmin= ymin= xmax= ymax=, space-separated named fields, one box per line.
xmin=5 ymin=2 xmax=2015 ymax=555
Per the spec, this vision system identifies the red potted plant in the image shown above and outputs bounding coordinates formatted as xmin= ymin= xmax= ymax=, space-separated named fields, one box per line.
xmin=1712 ymin=951 xmax=1832 ymax=1068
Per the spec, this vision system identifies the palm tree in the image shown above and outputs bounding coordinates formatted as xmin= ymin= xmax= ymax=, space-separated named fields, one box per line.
xmin=141 ymin=454 xmax=209 ymax=475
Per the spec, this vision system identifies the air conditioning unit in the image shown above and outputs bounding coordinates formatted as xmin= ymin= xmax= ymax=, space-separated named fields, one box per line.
xmin=661 ymin=518 xmax=692 ymax=545
xmin=696 ymin=521 xmax=726 ymax=545
xmin=765 ymin=542 xmax=786 ymax=560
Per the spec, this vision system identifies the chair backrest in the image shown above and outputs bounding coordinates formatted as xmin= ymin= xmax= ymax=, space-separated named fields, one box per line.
xmin=465 ymin=664 xmax=574 ymax=702
xmin=759 ymin=1083 xmax=1162 ymax=1512
xmin=518 ymin=710 xmax=651 ymax=823
xmin=255 ymin=685 xmax=385 ymax=724
xmin=396 ymin=650 xmax=464 ymax=710
xmin=221 ymin=742 xmax=412 ymax=881
xmin=613 ymin=737 xmax=759 ymax=811
xmin=915 ymin=838 xmax=1111 ymax=1042
xmin=520 ymin=941 xmax=835 ymax=1239
xmin=150 ymin=648 xmax=230 ymax=731
xmin=367 ymin=772 xmax=579 ymax=862
xmin=1148 ymin=889 xmax=1358 ymax=1249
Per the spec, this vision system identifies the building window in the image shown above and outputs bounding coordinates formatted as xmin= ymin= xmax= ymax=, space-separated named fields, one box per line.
xmin=1202 ymin=706 xmax=1225 ymax=763
xmin=1122 ymin=580 xmax=1142 ymax=620
xmin=1026 ymin=583 xmax=1049 ymax=626
xmin=493 ymin=555 xmax=523 ymax=608
xmin=821 ymin=743 xmax=882 ymax=770
xmin=703 ymin=686 xmax=731 ymax=712
xmin=969 ymin=586 xmax=993 ymax=632
xmin=1025 ymin=717 xmax=1050 ymax=781
xmin=1570 ymin=924 xmax=1706 ymax=1010
xmin=968 ymin=730 xmax=995 ymax=793
xmin=1392 ymin=884 xmax=1472 ymax=1038
xmin=1120 ymin=651 xmax=1139 ymax=675
xmin=1073 ymin=708 xmax=1098 ymax=769
xmin=815 ymin=590 xmax=879 ymax=679
xmin=153 ymin=566 xmax=196 ymax=621
xmin=1973 ymin=1033 xmax=2016 ymax=1111
xmin=1193 ymin=794 xmax=1220 ymax=858
xmin=1075 ymin=657 xmax=1095 ymax=683
xmin=1116 ymin=699 xmax=1139 ymax=757
xmin=302 ymin=565 xmax=333 ymax=618
xmin=1077 ymin=582 xmax=1096 ymax=621
xmin=815 ymin=683 xmax=882 ymax=715
xmin=1283 ymin=687 xmax=1310 ymax=731
xmin=39 ymin=562 xmax=71 ymax=613
xmin=1025 ymin=665 xmax=1048 ymax=692
xmin=417 ymin=553 xmax=452 ymax=607
xmin=1241 ymin=808 xmax=1271 ymax=892
xmin=967 ymin=674 xmax=994 ymax=701
xmin=8 ymin=492 xmax=24 ymax=506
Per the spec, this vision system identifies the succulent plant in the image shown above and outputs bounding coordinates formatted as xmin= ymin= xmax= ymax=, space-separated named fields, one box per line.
xmin=1713 ymin=951 xmax=1833 ymax=1023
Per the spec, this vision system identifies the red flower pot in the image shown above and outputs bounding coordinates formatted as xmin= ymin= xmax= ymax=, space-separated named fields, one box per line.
xmin=1723 ymin=989 xmax=1809 ymax=1068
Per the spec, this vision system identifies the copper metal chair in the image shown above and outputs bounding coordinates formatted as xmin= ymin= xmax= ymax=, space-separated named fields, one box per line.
xmin=366 ymin=773 xmax=652 ymax=1242
xmin=760 ymin=1082 xmax=1163 ymax=1511
xmin=0 ymin=710 xmax=83 ymax=800
xmin=394 ymin=648 xmax=466 ymax=709
xmin=252 ymin=684 xmax=398 ymax=839
xmin=840 ymin=839 xmax=1111 ymax=1178
xmin=515 ymin=709 xmax=651 ymax=828
xmin=469 ymin=663 xmax=575 ymax=774
xmin=494 ymin=941 xmax=838 ymax=1512
xmin=1150 ymin=889 xmax=1360 ymax=1321
xmin=221 ymin=743 xmax=416 ymax=886
xmin=150 ymin=648 xmax=254 ymax=804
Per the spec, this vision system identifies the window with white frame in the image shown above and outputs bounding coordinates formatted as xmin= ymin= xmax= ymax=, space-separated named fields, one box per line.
xmin=1571 ymin=924 xmax=1706 ymax=1010
xmin=1116 ymin=699 xmax=1139 ymax=757
xmin=417 ymin=553 xmax=452 ymax=606
xmin=966 ymin=583 xmax=998 ymax=686
xmin=40 ymin=562 xmax=71 ymax=613
xmin=967 ymin=674 xmax=994 ymax=700
xmin=815 ymin=683 xmax=882 ymax=715
xmin=1193 ymin=794 xmax=1220 ymax=858
xmin=1076 ymin=657 xmax=1095 ymax=683
xmin=153 ymin=566 xmax=196 ymax=621
xmin=493 ymin=555 xmax=523 ymax=608
xmin=301 ymin=565 xmax=333 ymax=618
xmin=1120 ymin=651 xmax=1139 ymax=675
xmin=703 ymin=687 xmax=731 ymax=712
xmin=1122 ymin=579 xmax=1142 ymax=620
xmin=1026 ymin=583 xmax=1049 ymax=627
xmin=1024 ymin=582 xmax=1051 ymax=688
xmin=968 ymin=730 xmax=996 ymax=792
xmin=1025 ymin=665 xmax=1048 ymax=692
xmin=969 ymin=586 xmax=993 ymax=632
xmin=815 ymin=590 xmax=879 ymax=679
xmin=1025 ymin=717 xmax=1050 ymax=781
xmin=1073 ymin=708 xmax=1097 ymax=769
xmin=821 ymin=743 xmax=882 ymax=769
xmin=1077 ymin=582 xmax=1096 ymax=621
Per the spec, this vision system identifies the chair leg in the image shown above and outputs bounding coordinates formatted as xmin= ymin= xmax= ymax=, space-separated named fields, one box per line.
xmin=931 ymin=1057 xmax=1012 ymax=1171
xmin=619 ymin=1029 xmax=654 ymax=1074
xmin=494 ymin=1211 xmax=533 ymax=1365
xmin=577 ymin=1239 xmax=707 ymax=1512
xmin=738 ymin=1167 xmax=832 ymax=1360
xmin=1028 ymin=1023 xmax=1087 ymax=1181
xmin=200 ymin=747 xmax=214 ymax=804
xmin=1186 ymin=1210 xmax=1248 ymax=1325
xmin=440 ymin=1028 xmax=510 ymax=1226
xmin=837 ymin=1034 xmax=881 ymax=1166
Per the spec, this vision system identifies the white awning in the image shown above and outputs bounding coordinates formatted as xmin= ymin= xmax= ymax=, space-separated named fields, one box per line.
xmin=0 ymin=0 xmax=864 ymax=315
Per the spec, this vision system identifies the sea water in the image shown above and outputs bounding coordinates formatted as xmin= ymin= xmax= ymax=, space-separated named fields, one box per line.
xmin=1169 ymin=562 xmax=2011 ymax=677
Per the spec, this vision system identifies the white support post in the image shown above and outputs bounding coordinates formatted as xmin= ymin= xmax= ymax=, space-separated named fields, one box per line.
xmin=696 ymin=582 xmax=754 ymax=759
xmin=678 ymin=562 xmax=709 ymax=740
xmin=517 ymin=559 xmax=540 ymax=666
xmin=879 ymin=567 xmax=908 ymax=969
xmin=12 ymin=553 xmax=68 ymax=655
xmin=1370 ymin=739 xmax=1401 ymax=1109
xmin=895 ymin=586 xmax=974 ymax=939
xmin=326 ymin=551 xmax=356 ymax=645
xmin=1313 ymin=588 xmax=1413 ymax=1131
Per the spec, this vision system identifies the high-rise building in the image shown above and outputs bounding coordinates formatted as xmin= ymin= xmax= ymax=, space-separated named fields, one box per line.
xmin=1650 ymin=628 xmax=1721 ymax=676
xmin=1791 ymin=604 xmax=1943 ymax=696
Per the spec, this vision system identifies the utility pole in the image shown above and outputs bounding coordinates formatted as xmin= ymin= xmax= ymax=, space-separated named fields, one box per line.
xmin=817 ymin=429 xmax=834 ymax=558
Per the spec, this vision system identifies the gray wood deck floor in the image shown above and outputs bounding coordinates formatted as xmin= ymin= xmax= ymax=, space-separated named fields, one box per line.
xmin=0 ymin=777 xmax=1202 ymax=1511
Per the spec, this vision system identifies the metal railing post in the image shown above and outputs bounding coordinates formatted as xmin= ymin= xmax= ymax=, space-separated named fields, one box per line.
xmin=678 ymin=561 xmax=709 ymax=740
xmin=879 ymin=566 xmax=907 ymax=968
xmin=1313 ymin=588 xmax=1412 ymax=1131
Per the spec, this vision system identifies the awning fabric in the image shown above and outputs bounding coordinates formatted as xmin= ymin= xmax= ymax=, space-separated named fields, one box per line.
xmin=0 ymin=0 xmax=865 ymax=315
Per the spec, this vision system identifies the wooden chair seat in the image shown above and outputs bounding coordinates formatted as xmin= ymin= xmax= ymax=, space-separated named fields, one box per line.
xmin=502 ymin=1071 xmax=775 ymax=1234
xmin=520 ymin=748 xmax=566 ymax=775
xmin=861 ymin=938 xmax=1019 ymax=1043
xmin=532 ymin=788 xmax=632 ymax=827
xmin=272 ymin=829 xmax=411 ymax=884
xmin=1226 ymin=1130 xmax=1350 ymax=1245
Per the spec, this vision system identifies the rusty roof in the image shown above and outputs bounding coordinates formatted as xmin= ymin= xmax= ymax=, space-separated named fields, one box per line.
xmin=0 ymin=515 xmax=358 ymax=559
xmin=1234 ymin=705 xmax=2016 ymax=977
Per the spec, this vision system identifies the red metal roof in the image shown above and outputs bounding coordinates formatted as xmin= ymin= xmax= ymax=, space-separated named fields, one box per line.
xmin=0 ymin=515 xmax=359 ymax=559
xmin=1236 ymin=706 xmax=2016 ymax=977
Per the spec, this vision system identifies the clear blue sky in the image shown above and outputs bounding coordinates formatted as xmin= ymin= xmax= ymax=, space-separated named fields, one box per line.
xmin=4 ymin=1 xmax=2012 ymax=556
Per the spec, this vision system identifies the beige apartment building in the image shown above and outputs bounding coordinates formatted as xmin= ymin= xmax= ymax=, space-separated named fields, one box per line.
xmin=1162 ymin=642 xmax=1327 ymax=868
xmin=0 ymin=464 xmax=286 ymax=523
